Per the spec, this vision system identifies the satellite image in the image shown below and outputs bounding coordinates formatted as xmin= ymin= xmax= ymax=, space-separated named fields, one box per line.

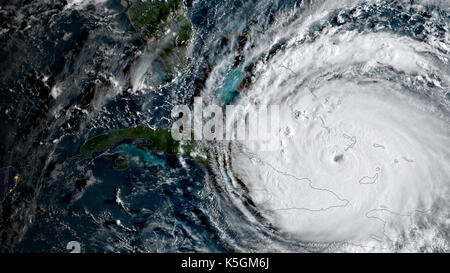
xmin=0 ymin=0 xmax=449 ymax=254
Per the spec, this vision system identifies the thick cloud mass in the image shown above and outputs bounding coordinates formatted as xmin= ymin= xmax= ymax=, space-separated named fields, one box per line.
xmin=217 ymin=1 xmax=450 ymax=251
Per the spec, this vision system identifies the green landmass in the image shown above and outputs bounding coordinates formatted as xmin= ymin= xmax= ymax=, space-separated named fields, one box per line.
xmin=81 ymin=126 xmax=179 ymax=157
xmin=126 ymin=0 xmax=192 ymax=74
xmin=127 ymin=0 xmax=181 ymax=38
xmin=80 ymin=125 xmax=208 ymax=166
xmin=114 ymin=156 xmax=129 ymax=171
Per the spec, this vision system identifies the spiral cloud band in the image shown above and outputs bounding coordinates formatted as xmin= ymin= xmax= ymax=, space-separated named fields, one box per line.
xmin=211 ymin=0 xmax=450 ymax=251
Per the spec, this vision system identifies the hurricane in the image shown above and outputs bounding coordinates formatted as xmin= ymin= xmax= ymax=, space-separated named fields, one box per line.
xmin=201 ymin=0 xmax=450 ymax=252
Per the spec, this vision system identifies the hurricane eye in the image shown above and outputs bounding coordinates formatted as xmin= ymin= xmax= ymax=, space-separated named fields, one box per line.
xmin=333 ymin=154 xmax=344 ymax=163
